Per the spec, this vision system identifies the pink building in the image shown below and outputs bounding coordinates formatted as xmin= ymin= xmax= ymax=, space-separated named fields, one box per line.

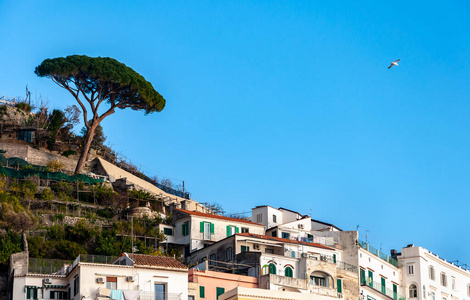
xmin=189 ymin=269 xmax=258 ymax=300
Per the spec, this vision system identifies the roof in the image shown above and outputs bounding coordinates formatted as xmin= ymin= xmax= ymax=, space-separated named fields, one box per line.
xmin=175 ymin=209 xmax=264 ymax=226
xmin=311 ymin=218 xmax=342 ymax=231
xmin=278 ymin=207 xmax=304 ymax=216
xmin=124 ymin=253 xmax=187 ymax=270
xmin=236 ymin=233 xmax=334 ymax=250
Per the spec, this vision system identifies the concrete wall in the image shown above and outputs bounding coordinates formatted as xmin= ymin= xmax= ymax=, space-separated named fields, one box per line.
xmin=0 ymin=142 xmax=78 ymax=173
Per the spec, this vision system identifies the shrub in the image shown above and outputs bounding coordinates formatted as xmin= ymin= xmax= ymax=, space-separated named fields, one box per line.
xmin=46 ymin=160 xmax=65 ymax=172
xmin=14 ymin=102 xmax=32 ymax=113
xmin=96 ymin=208 xmax=115 ymax=219
xmin=41 ymin=188 xmax=54 ymax=201
xmin=62 ymin=150 xmax=77 ymax=157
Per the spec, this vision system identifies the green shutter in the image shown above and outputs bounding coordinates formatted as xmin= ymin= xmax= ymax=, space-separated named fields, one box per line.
xmin=210 ymin=223 xmax=214 ymax=234
xmin=368 ymin=270 xmax=373 ymax=287
xmin=216 ymin=287 xmax=225 ymax=300
xmin=182 ymin=224 xmax=186 ymax=236
xmin=200 ymin=222 xmax=204 ymax=233
xmin=26 ymin=288 xmax=31 ymax=299
xmin=333 ymin=254 xmax=336 ymax=263
xmin=200 ymin=286 xmax=205 ymax=298
xmin=227 ymin=225 xmax=231 ymax=237
xmin=235 ymin=227 xmax=239 ymax=233
xmin=269 ymin=263 xmax=276 ymax=274
xmin=381 ymin=277 xmax=386 ymax=293
xmin=285 ymin=267 xmax=293 ymax=277
xmin=337 ymin=279 xmax=342 ymax=293
xmin=360 ymin=268 xmax=366 ymax=284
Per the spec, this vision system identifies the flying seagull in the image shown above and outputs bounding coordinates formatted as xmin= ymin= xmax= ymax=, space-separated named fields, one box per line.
xmin=388 ymin=59 xmax=400 ymax=69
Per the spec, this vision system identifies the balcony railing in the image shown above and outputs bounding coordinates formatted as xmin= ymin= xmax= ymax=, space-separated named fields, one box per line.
xmin=336 ymin=261 xmax=357 ymax=273
xmin=358 ymin=240 xmax=398 ymax=267
xmin=28 ymin=258 xmax=73 ymax=275
xmin=360 ymin=278 xmax=405 ymax=300
xmin=97 ymin=289 xmax=182 ymax=300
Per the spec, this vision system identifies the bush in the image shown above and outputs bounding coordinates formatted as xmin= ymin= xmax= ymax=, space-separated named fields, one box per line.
xmin=96 ymin=208 xmax=115 ymax=219
xmin=41 ymin=188 xmax=54 ymax=201
xmin=14 ymin=102 xmax=32 ymax=113
xmin=62 ymin=150 xmax=77 ymax=157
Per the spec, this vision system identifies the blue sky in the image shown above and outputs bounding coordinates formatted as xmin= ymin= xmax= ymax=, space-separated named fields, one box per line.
xmin=1 ymin=1 xmax=470 ymax=263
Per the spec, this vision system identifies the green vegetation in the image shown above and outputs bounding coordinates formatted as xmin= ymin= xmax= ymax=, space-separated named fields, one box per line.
xmin=0 ymin=174 xmax=174 ymax=270
xmin=35 ymin=55 xmax=166 ymax=174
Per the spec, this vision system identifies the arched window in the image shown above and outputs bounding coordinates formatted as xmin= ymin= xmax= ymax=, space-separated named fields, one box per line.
xmin=262 ymin=265 xmax=269 ymax=275
xmin=285 ymin=267 xmax=293 ymax=277
xmin=269 ymin=263 xmax=277 ymax=275
xmin=310 ymin=271 xmax=333 ymax=288
xmin=409 ymin=284 xmax=418 ymax=298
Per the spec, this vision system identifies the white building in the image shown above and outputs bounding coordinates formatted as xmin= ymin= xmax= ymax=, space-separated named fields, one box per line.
xmin=397 ymin=245 xmax=470 ymax=300
xmin=10 ymin=252 xmax=188 ymax=300
xmin=161 ymin=208 xmax=265 ymax=257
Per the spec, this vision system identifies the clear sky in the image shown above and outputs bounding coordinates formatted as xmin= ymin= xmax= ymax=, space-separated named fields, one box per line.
xmin=1 ymin=1 xmax=470 ymax=264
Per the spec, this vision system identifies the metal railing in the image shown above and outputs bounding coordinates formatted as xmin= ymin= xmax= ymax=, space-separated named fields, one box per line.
xmin=28 ymin=258 xmax=73 ymax=275
xmin=358 ymin=239 xmax=398 ymax=267
xmin=336 ymin=261 xmax=357 ymax=273
xmin=360 ymin=278 xmax=405 ymax=300
xmin=97 ymin=289 xmax=182 ymax=300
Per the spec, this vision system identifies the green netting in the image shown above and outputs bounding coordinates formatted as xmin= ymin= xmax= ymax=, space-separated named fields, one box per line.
xmin=0 ymin=151 xmax=103 ymax=185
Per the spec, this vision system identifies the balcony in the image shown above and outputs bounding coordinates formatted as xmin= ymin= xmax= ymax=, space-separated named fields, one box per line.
xmin=261 ymin=274 xmax=337 ymax=297
xmin=358 ymin=240 xmax=398 ymax=267
xmin=97 ymin=288 xmax=182 ymax=300
xmin=300 ymin=253 xmax=358 ymax=273
xmin=360 ymin=278 xmax=405 ymax=300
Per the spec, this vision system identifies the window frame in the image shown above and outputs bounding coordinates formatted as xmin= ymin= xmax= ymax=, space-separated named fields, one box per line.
xmin=409 ymin=284 xmax=418 ymax=298
xmin=163 ymin=227 xmax=173 ymax=236
xmin=106 ymin=276 xmax=117 ymax=290
xmin=441 ymin=272 xmax=447 ymax=287
xmin=429 ymin=265 xmax=435 ymax=280
xmin=226 ymin=247 xmax=233 ymax=260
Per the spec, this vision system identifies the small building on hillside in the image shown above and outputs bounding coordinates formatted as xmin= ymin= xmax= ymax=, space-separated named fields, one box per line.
xmin=161 ymin=209 xmax=265 ymax=257
xmin=396 ymin=245 xmax=470 ymax=300
xmin=9 ymin=251 xmax=188 ymax=300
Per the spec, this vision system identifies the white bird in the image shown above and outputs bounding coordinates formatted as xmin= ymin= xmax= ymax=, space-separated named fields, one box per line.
xmin=388 ymin=59 xmax=400 ymax=69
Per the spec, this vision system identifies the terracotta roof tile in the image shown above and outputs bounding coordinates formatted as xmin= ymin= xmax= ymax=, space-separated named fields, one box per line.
xmin=175 ymin=209 xmax=263 ymax=226
xmin=124 ymin=253 xmax=187 ymax=270
xmin=236 ymin=233 xmax=334 ymax=250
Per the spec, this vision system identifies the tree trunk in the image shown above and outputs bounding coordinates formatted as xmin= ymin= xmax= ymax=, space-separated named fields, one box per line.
xmin=74 ymin=123 xmax=98 ymax=174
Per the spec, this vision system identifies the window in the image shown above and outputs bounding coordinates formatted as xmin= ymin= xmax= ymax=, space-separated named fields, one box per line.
xmin=423 ymin=285 xmax=426 ymax=299
xmin=106 ymin=277 xmax=117 ymax=290
xmin=241 ymin=227 xmax=249 ymax=233
xmin=273 ymin=214 xmax=277 ymax=223
xmin=209 ymin=253 xmax=216 ymax=266
xmin=360 ymin=268 xmax=366 ymax=285
xmin=429 ymin=266 xmax=435 ymax=280
xmin=368 ymin=270 xmax=373 ymax=287
xmin=226 ymin=247 xmax=233 ymax=260
xmin=265 ymin=248 xmax=274 ymax=254
xmin=337 ymin=279 xmax=342 ymax=294
xmin=269 ymin=263 xmax=277 ymax=274
xmin=226 ymin=225 xmax=238 ymax=237
xmin=216 ymin=287 xmax=225 ymax=300
xmin=241 ymin=245 xmax=249 ymax=252
xmin=73 ymin=276 xmax=79 ymax=296
xmin=393 ymin=283 xmax=398 ymax=300
xmin=200 ymin=222 xmax=214 ymax=240
xmin=182 ymin=222 xmax=190 ymax=236
xmin=381 ymin=277 xmax=386 ymax=294
xmin=310 ymin=271 xmax=332 ymax=287
xmin=285 ymin=266 xmax=293 ymax=277
xmin=452 ymin=277 xmax=455 ymax=290
xmin=430 ymin=292 xmax=435 ymax=300
xmin=26 ymin=287 xmax=38 ymax=299
xmin=189 ymin=296 xmax=195 ymax=300
xmin=272 ymin=231 xmax=277 ymax=237
xmin=408 ymin=264 xmax=414 ymax=275
xmin=262 ymin=265 xmax=269 ymax=275
xmin=468 ymin=284 xmax=470 ymax=297
xmin=163 ymin=228 xmax=173 ymax=236
xmin=291 ymin=251 xmax=295 ymax=258
xmin=281 ymin=232 xmax=290 ymax=239
xmin=256 ymin=214 xmax=262 ymax=223
xmin=441 ymin=272 xmax=447 ymax=287
xmin=50 ymin=291 xmax=68 ymax=299
xmin=409 ymin=284 xmax=418 ymax=298
xmin=155 ymin=283 xmax=166 ymax=300
xmin=199 ymin=286 xmax=205 ymax=299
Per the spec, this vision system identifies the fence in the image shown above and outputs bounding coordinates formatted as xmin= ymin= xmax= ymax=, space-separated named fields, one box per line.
xmin=28 ymin=258 xmax=73 ymax=274
xmin=360 ymin=277 xmax=405 ymax=300
xmin=358 ymin=239 xmax=398 ymax=267
xmin=0 ymin=96 xmax=17 ymax=106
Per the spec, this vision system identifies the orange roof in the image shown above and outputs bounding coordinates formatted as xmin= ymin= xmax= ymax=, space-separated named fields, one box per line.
xmin=235 ymin=232 xmax=334 ymax=250
xmin=175 ymin=209 xmax=264 ymax=226
xmin=124 ymin=253 xmax=187 ymax=270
